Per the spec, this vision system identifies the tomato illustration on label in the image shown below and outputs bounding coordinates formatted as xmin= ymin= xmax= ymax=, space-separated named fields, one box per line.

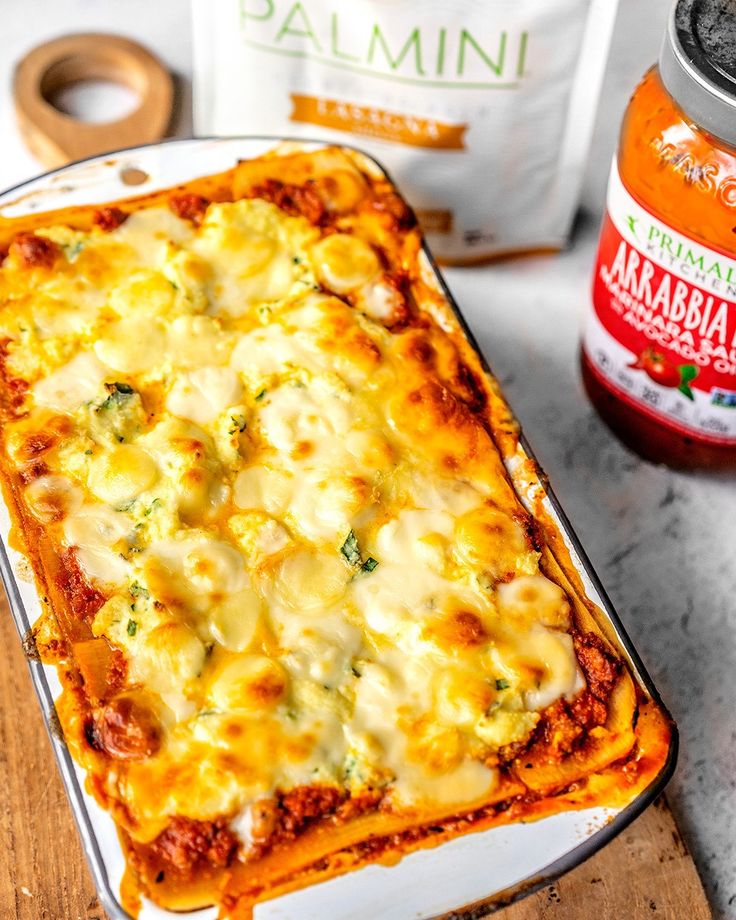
xmin=628 ymin=348 xmax=699 ymax=400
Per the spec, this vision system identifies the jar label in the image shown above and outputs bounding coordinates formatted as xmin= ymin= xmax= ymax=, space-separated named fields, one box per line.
xmin=584 ymin=160 xmax=736 ymax=444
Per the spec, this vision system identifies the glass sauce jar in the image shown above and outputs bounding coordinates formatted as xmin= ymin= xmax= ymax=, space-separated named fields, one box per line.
xmin=581 ymin=0 xmax=736 ymax=469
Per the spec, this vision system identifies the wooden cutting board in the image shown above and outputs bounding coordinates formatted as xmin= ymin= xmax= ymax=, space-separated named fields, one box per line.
xmin=0 ymin=597 xmax=711 ymax=920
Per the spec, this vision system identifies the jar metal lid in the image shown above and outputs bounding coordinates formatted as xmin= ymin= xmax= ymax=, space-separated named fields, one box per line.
xmin=660 ymin=0 xmax=736 ymax=147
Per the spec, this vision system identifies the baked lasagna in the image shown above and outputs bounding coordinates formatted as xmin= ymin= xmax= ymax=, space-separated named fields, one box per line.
xmin=0 ymin=146 xmax=672 ymax=917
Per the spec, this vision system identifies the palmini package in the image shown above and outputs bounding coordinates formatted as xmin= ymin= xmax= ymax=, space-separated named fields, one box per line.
xmin=192 ymin=0 xmax=619 ymax=264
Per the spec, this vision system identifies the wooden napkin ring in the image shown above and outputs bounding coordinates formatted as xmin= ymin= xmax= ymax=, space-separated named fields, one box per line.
xmin=13 ymin=33 xmax=174 ymax=169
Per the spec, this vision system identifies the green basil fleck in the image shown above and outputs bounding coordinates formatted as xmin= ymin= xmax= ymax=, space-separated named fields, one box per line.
xmin=341 ymin=531 xmax=379 ymax=574
xmin=340 ymin=530 xmax=361 ymax=567
xmin=63 ymin=241 xmax=84 ymax=261
xmin=100 ymin=381 xmax=135 ymax=411
xmin=229 ymin=414 xmax=247 ymax=434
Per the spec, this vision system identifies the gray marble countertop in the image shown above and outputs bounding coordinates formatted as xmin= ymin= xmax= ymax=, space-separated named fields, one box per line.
xmin=1 ymin=0 xmax=733 ymax=916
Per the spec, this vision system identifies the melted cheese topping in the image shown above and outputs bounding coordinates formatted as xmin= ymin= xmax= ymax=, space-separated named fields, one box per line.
xmin=0 ymin=196 xmax=583 ymax=841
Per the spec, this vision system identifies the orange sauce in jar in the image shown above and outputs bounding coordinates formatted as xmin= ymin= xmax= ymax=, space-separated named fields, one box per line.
xmin=581 ymin=2 xmax=736 ymax=469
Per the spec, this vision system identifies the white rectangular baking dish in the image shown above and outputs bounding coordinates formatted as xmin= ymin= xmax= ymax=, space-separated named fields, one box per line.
xmin=0 ymin=137 xmax=677 ymax=920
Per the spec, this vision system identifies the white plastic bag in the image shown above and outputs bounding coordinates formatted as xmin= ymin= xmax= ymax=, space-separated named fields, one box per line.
xmin=192 ymin=0 xmax=618 ymax=263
